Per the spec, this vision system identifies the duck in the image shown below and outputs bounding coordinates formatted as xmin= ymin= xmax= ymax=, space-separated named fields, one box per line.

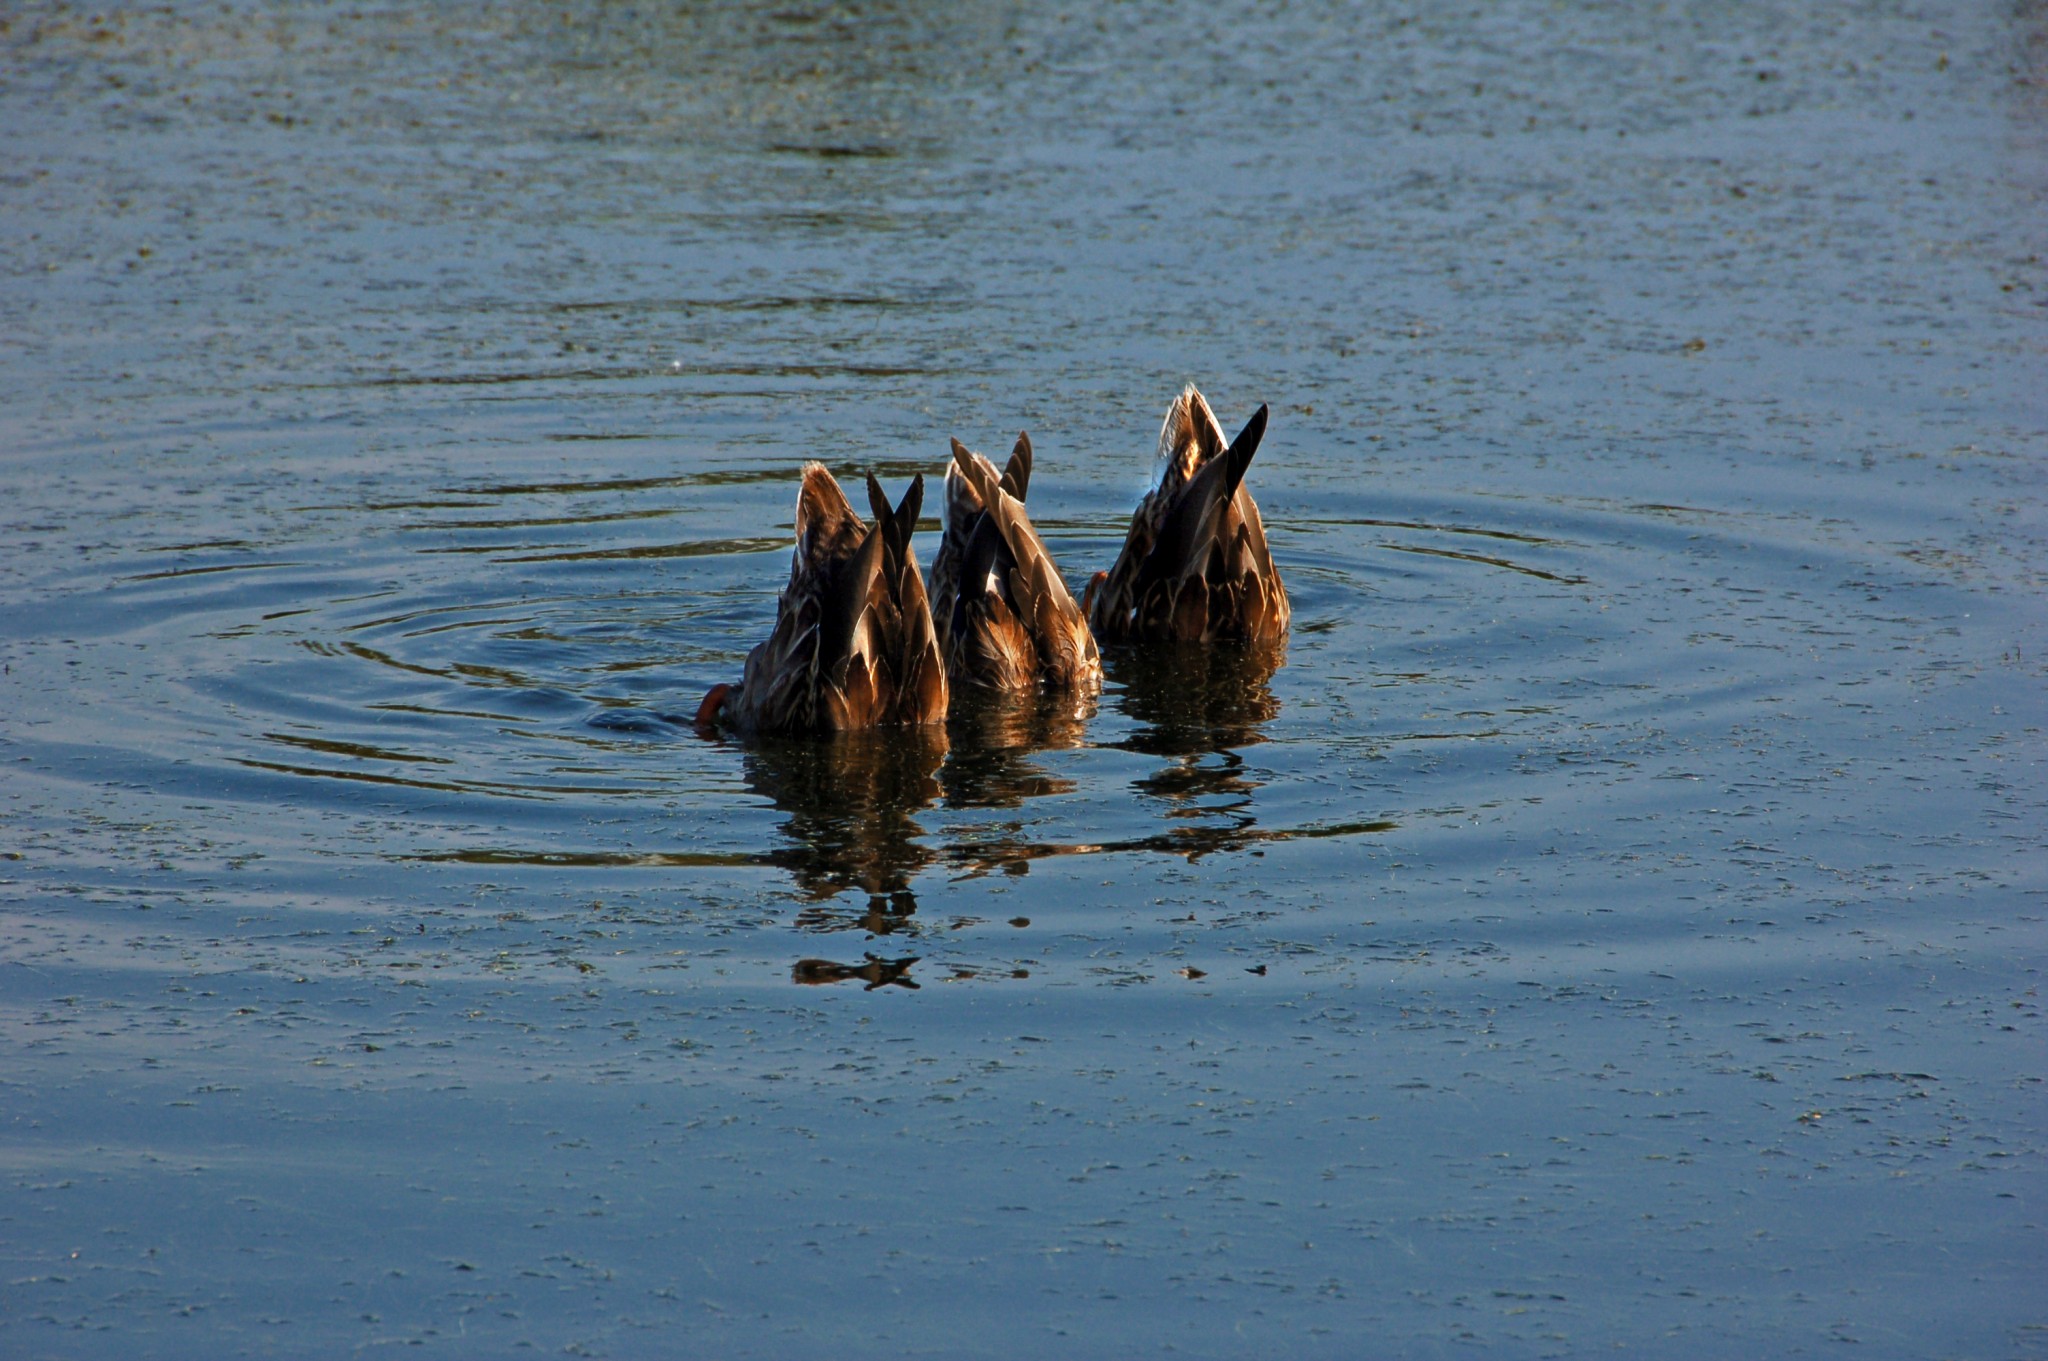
xmin=696 ymin=462 xmax=948 ymax=734
xmin=931 ymin=433 xmax=1103 ymax=693
xmin=1083 ymin=385 xmax=1290 ymax=644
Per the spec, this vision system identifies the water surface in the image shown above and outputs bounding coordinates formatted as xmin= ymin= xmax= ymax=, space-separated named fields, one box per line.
xmin=2 ymin=3 xmax=2043 ymax=1357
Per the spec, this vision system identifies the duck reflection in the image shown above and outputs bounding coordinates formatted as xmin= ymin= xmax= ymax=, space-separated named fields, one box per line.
xmin=939 ymin=684 xmax=1094 ymax=809
xmin=1109 ymin=638 xmax=1285 ymax=759
xmin=733 ymin=725 xmax=948 ymax=936
xmin=1113 ymin=641 xmax=1283 ymax=847
xmin=938 ymin=640 xmax=1288 ymax=876
xmin=791 ymin=954 xmax=921 ymax=991
xmin=732 ymin=642 xmax=1293 ymax=978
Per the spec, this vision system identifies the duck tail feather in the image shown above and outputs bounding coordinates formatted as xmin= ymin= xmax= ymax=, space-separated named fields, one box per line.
xmin=1003 ymin=432 xmax=1033 ymax=502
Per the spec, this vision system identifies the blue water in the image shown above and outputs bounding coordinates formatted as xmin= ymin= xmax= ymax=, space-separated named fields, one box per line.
xmin=3 ymin=3 xmax=2043 ymax=1356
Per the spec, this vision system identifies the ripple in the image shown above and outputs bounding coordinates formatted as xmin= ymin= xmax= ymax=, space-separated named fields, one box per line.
xmin=1380 ymin=541 xmax=1589 ymax=583
xmin=1 ymin=391 xmax=2024 ymax=979
xmin=497 ymin=536 xmax=789 ymax=564
xmin=4 ymin=4 xmax=2038 ymax=1349
xmin=122 ymin=559 xmax=305 ymax=583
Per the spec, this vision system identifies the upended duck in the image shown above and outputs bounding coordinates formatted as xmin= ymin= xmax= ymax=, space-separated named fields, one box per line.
xmin=1083 ymin=385 xmax=1290 ymax=644
xmin=696 ymin=463 xmax=947 ymax=733
xmin=929 ymin=433 xmax=1102 ymax=692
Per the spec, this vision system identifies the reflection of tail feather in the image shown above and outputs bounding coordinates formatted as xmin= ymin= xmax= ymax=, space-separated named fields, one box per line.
xmin=792 ymin=954 xmax=920 ymax=990
xmin=771 ymin=843 xmax=934 ymax=903
xmin=1131 ymin=750 xmax=1259 ymax=806
xmin=943 ymin=816 xmax=1397 ymax=876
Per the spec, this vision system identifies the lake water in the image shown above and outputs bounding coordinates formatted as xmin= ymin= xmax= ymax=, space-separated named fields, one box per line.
xmin=3 ymin=3 xmax=2043 ymax=1356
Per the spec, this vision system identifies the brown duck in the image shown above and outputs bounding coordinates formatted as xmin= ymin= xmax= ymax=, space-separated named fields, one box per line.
xmin=1084 ymin=385 xmax=1289 ymax=643
xmin=930 ymin=433 xmax=1102 ymax=692
xmin=697 ymin=463 xmax=948 ymax=733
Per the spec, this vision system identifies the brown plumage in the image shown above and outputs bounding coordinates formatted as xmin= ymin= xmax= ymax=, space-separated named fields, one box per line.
xmin=1083 ymin=385 xmax=1290 ymax=644
xmin=697 ymin=463 xmax=948 ymax=734
xmin=932 ymin=434 xmax=1103 ymax=693
xmin=929 ymin=432 xmax=1031 ymax=654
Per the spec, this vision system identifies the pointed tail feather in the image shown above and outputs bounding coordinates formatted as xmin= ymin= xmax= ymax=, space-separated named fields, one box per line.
xmin=865 ymin=471 xmax=893 ymax=540
xmin=1220 ymin=404 xmax=1268 ymax=501
xmin=897 ymin=470 xmax=929 ymax=548
xmin=1003 ymin=432 xmax=1032 ymax=501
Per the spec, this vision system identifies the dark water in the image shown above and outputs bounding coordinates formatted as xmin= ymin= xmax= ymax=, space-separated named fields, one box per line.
xmin=3 ymin=3 xmax=2044 ymax=1356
